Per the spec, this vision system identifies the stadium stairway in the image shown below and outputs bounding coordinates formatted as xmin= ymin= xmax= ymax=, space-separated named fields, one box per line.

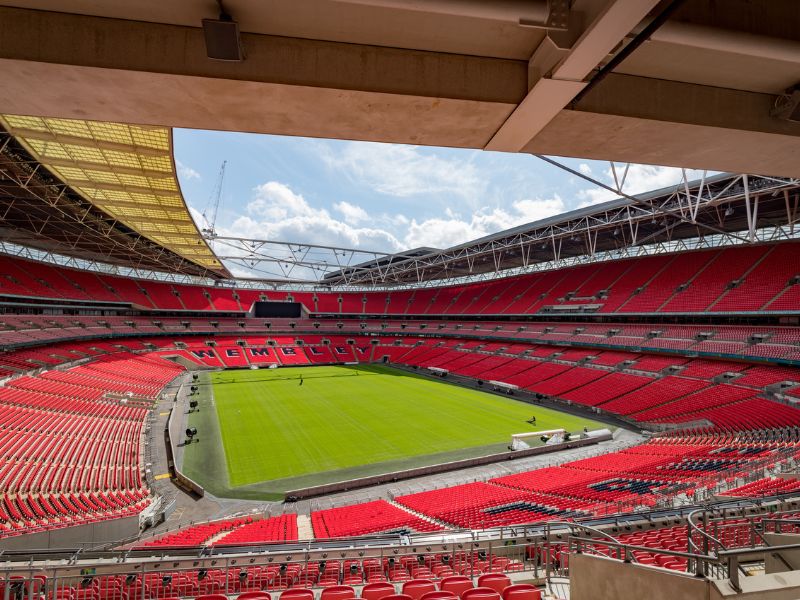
xmin=296 ymin=514 xmax=314 ymax=540
xmin=385 ymin=499 xmax=452 ymax=529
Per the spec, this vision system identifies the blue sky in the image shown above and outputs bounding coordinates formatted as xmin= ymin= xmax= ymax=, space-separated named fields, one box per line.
xmin=174 ymin=129 xmax=703 ymax=260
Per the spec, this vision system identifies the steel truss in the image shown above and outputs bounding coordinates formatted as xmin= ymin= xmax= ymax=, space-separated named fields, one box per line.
xmin=0 ymin=241 xmax=220 ymax=287
xmin=208 ymin=236 xmax=395 ymax=285
xmin=3 ymin=163 xmax=799 ymax=290
xmin=0 ymin=129 xmax=224 ymax=279
xmin=318 ymin=172 xmax=800 ymax=287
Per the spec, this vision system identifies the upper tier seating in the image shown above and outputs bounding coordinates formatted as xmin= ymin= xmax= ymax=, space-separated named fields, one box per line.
xmin=2 ymin=241 xmax=799 ymax=315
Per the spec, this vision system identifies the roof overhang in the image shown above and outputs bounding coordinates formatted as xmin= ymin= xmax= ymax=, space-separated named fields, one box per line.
xmin=0 ymin=115 xmax=229 ymax=278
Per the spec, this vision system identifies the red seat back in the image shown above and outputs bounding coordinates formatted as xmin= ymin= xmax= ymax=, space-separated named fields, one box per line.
xmin=461 ymin=588 xmax=500 ymax=600
xmin=402 ymin=580 xmax=437 ymax=600
xmin=280 ymin=590 xmax=315 ymax=600
xmin=476 ymin=575 xmax=510 ymax=595
xmin=361 ymin=583 xmax=396 ymax=600
xmin=501 ymin=585 xmax=541 ymax=600
xmin=420 ymin=592 xmax=457 ymax=600
xmin=439 ymin=576 xmax=473 ymax=598
xmin=320 ymin=586 xmax=357 ymax=600
xmin=197 ymin=595 xmax=228 ymax=600
xmin=239 ymin=593 xmax=271 ymax=600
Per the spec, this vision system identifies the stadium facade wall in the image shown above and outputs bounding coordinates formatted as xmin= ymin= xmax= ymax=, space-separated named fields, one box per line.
xmin=570 ymin=553 xmax=710 ymax=600
xmin=0 ymin=514 xmax=139 ymax=551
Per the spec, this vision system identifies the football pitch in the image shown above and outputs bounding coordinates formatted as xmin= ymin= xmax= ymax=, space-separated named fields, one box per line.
xmin=181 ymin=365 xmax=608 ymax=500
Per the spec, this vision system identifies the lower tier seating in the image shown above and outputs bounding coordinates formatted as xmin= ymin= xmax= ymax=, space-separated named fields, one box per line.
xmin=311 ymin=500 xmax=443 ymax=539
xmin=0 ymin=353 xmax=184 ymax=538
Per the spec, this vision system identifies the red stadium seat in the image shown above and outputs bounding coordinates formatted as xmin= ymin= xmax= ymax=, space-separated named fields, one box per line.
xmin=420 ymin=593 xmax=457 ymax=600
xmin=461 ymin=589 xmax=500 ymax=600
xmin=476 ymin=575 xmax=510 ymax=594
xmin=361 ymin=583 xmax=396 ymax=600
xmin=438 ymin=577 xmax=473 ymax=597
xmin=320 ymin=586 xmax=357 ymax=600
xmin=402 ymin=581 xmax=437 ymax=600
xmin=280 ymin=591 xmax=315 ymax=600
xmin=197 ymin=595 xmax=228 ymax=600
xmin=501 ymin=585 xmax=541 ymax=600
xmin=238 ymin=593 xmax=271 ymax=600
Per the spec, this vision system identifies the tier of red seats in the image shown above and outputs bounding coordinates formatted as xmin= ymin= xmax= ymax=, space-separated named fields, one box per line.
xmin=723 ymin=476 xmax=800 ymax=498
xmin=393 ymin=482 xmax=597 ymax=529
xmin=0 ymin=353 xmax=184 ymax=538
xmin=213 ymin=514 xmax=299 ymax=545
xmin=61 ymin=555 xmax=527 ymax=599
xmin=4 ymin=315 xmax=800 ymax=366
xmin=2 ymin=242 xmax=799 ymax=315
xmin=137 ymin=514 xmax=299 ymax=548
xmin=137 ymin=518 xmax=254 ymax=547
xmin=311 ymin=500 xmax=443 ymax=538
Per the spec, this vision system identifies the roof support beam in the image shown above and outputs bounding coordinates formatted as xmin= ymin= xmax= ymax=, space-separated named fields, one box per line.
xmin=69 ymin=180 xmax=181 ymax=197
xmin=0 ymin=6 xmax=525 ymax=149
xmin=524 ymin=73 xmax=800 ymax=177
xmin=43 ymin=157 xmax=171 ymax=179
xmin=486 ymin=0 xmax=662 ymax=152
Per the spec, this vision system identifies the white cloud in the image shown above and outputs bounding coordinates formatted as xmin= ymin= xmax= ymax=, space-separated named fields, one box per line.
xmin=333 ymin=201 xmax=369 ymax=224
xmin=188 ymin=205 xmax=206 ymax=229
xmin=578 ymin=163 xmax=593 ymax=176
xmin=219 ymin=181 xmax=403 ymax=254
xmin=320 ymin=141 xmax=485 ymax=202
xmin=404 ymin=196 xmax=565 ymax=249
xmin=577 ymin=164 xmax=708 ymax=208
xmin=176 ymin=160 xmax=201 ymax=181
xmin=209 ymin=181 xmax=568 ymax=278
xmin=248 ymin=181 xmax=316 ymax=221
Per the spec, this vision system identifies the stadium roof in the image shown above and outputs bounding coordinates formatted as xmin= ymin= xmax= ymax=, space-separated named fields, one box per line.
xmin=0 ymin=115 xmax=229 ymax=278
xmin=1 ymin=111 xmax=799 ymax=288
xmin=2 ymin=1 xmax=800 ymax=177
xmin=320 ymin=172 xmax=800 ymax=286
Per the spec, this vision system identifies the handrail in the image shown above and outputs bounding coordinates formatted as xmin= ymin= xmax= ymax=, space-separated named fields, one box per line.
xmin=543 ymin=521 xmax=629 ymax=583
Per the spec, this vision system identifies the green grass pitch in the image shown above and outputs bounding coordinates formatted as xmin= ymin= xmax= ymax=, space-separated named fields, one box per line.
xmin=181 ymin=365 xmax=608 ymax=500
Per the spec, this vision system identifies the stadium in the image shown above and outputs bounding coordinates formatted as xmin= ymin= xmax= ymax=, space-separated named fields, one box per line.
xmin=1 ymin=2 xmax=800 ymax=600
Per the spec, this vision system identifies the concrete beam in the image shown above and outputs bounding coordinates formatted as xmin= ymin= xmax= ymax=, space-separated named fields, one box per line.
xmin=525 ymin=73 xmax=800 ymax=177
xmin=485 ymin=0 xmax=663 ymax=152
xmin=0 ymin=6 xmax=525 ymax=147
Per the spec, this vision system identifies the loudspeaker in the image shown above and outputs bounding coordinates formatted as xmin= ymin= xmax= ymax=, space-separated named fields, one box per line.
xmin=202 ymin=17 xmax=243 ymax=61
xmin=772 ymin=85 xmax=800 ymax=122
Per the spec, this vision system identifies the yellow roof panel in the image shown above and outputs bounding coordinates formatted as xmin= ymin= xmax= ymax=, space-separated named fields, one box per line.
xmin=1 ymin=114 xmax=225 ymax=274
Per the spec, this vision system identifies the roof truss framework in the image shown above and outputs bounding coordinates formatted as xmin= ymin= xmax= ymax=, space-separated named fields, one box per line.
xmin=191 ymin=173 xmax=800 ymax=289
xmin=317 ymin=172 xmax=800 ymax=287
xmin=0 ymin=115 xmax=228 ymax=276
xmin=209 ymin=236 xmax=397 ymax=284
xmin=0 ymin=128 xmax=226 ymax=278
